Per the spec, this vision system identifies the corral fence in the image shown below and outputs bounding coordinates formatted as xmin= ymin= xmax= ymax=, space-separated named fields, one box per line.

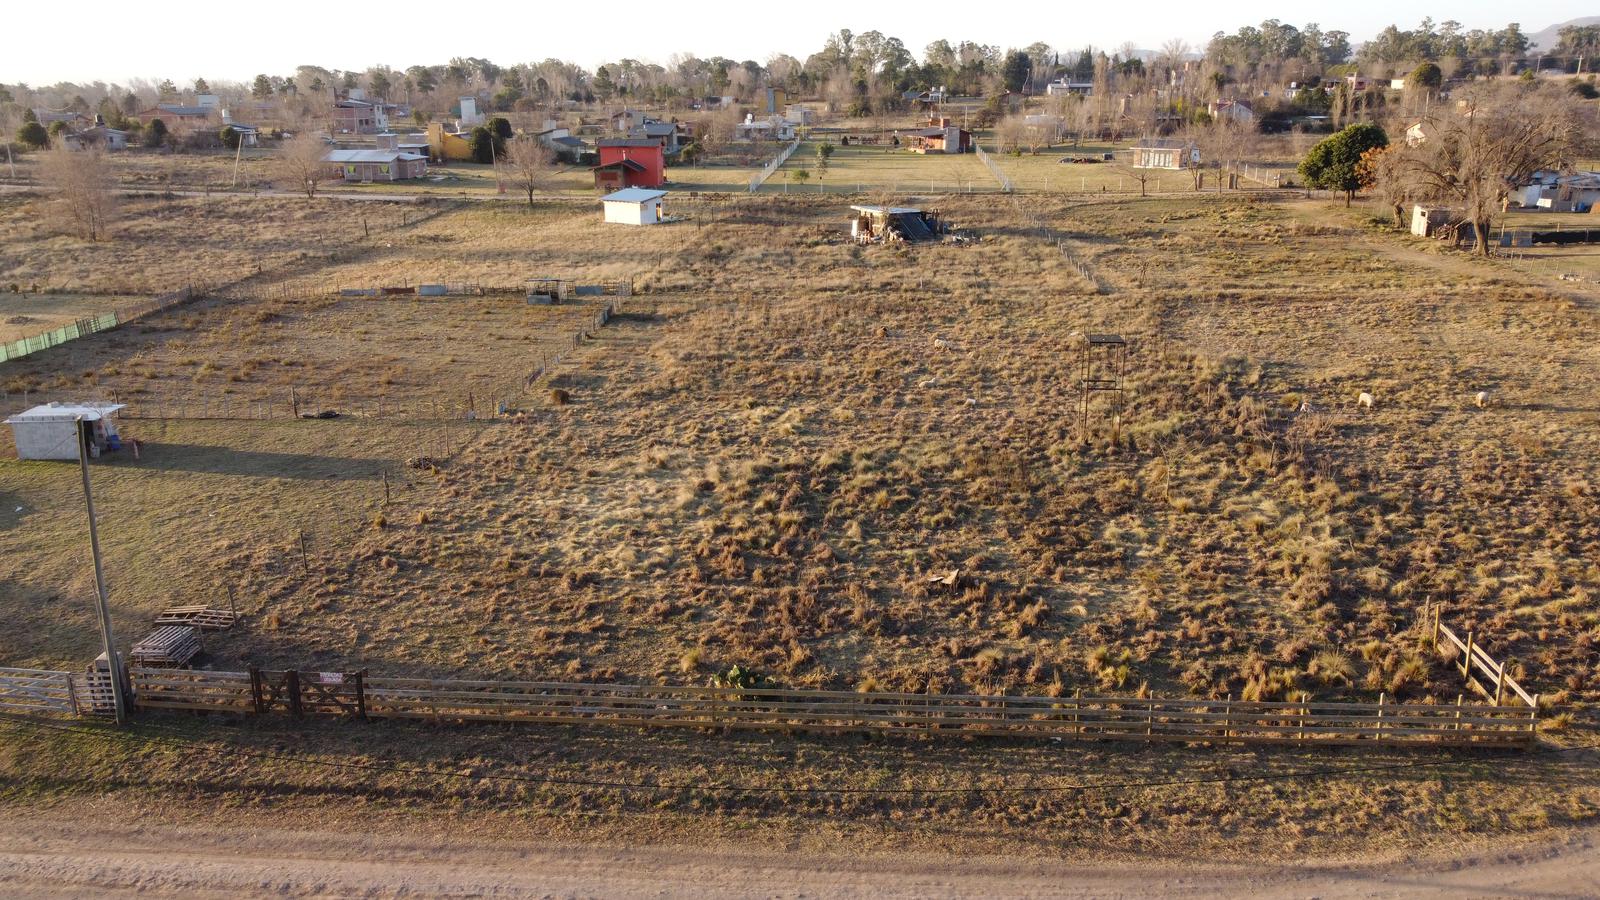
xmin=748 ymin=139 xmax=802 ymax=192
xmin=0 ymin=287 xmax=197 ymax=364
xmin=973 ymin=142 xmax=1015 ymax=193
xmin=112 ymin=668 xmax=1539 ymax=749
xmin=4 ymin=613 xmax=1542 ymax=752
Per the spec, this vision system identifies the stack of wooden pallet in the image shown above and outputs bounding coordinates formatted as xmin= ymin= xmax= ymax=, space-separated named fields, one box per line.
xmin=130 ymin=626 xmax=201 ymax=668
xmin=154 ymin=605 xmax=239 ymax=630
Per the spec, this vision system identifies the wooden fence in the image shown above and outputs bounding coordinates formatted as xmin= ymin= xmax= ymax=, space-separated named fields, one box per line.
xmin=0 ymin=667 xmax=78 ymax=716
xmin=1430 ymin=606 xmax=1538 ymax=709
xmin=117 ymin=667 xmax=1538 ymax=750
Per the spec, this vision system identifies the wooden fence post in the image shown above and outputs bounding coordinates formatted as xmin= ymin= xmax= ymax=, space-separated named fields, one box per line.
xmin=1376 ymin=692 xmax=1386 ymax=744
xmin=249 ymin=666 xmax=264 ymax=714
xmin=1495 ymin=661 xmax=1507 ymax=706
xmin=1431 ymin=603 xmax=1441 ymax=650
xmin=64 ymin=672 xmax=79 ymax=717
xmin=1463 ymin=631 xmax=1474 ymax=677
xmin=355 ymin=669 xmax=368 ymax=720
xmin=286 ymin=670 xmax=303 ymax=718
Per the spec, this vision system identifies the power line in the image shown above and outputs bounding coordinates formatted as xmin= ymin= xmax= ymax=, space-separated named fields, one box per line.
xmin=0 ymin=712 xmax=1591 ymax=800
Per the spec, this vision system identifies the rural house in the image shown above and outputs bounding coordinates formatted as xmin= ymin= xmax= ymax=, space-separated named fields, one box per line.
xmin=1207 ymin=99 xmax=1254 ymax=125
xmin=1510 ymin=171 xmax=1600 ymax=212
xmin=323 ymin=136 xmax=428 ymax=182
xmin=62 ymin=116 xmax=129 ymax=151
xmin=425 ymin=123 xmax=475 ymax=162
xmin=734 ymin=115 xmax=796 ymax=142
xmin=1131 ymin=138 xmax=1198 ymax=169
xmin=5 ymin=402 xmax=127 ymax=461
xmin=32 ymin=108 xmax=92 ymax=128
xmin=904 ymin=119 xmax=971 ymax=154
xmin=592 ymin=138 xmax=665 ymax=191
xmin=137 ymin=103 xmax=215 ymax=132
xmin=1046 ymin=79 xmax=1094 ymax=96
xmin=600 ymin=187 xmax=668 ymax=226
xmin=629 ymin=120 xmax=684 ymax=154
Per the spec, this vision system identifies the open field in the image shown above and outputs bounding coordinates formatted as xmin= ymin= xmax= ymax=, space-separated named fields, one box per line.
xmin=768 ymin=141 xmax=1001 ymax=193
xmin=0 ymin=292 xmax=144 ymax=343
xmin=3 ymin=188 xmax=1600 ymax=855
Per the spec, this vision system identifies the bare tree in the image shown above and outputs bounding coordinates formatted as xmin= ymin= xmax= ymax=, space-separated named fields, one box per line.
xmin=504 ymin=135 xmax=553 ymax=207
xmin=1395 ymin=84 xmax=1581 ymax=255
xmin=277 ymin=133 xmax=331 ymax=199
xmin=38 ymin=146 xmax=117 ymax=241
xmin=1357 ymin=144 xmax=1417 ymax=228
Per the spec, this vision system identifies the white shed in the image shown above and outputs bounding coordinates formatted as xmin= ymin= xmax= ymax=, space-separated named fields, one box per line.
xmin=600 ymin=188 xmax=668 ymax=226
xmin=4 ymin=402 xmax=126 ymax=461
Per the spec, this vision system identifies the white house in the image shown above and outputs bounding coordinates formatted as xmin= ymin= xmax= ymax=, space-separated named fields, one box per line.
xmin=601 ymin=187 xmax=668 ymax=226
xmin=734 ymin=115 xmax=795 ymax=141
xmin=4 ymin=402 xmax=126 ymax=461
xmin=1046 ymin=79 xmax=1094 ymax=96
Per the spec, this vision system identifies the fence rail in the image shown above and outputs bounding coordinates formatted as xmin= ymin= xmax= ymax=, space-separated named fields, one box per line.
xmin=1430 ymin=606 xmax=1538 ymax=708
xmin=0 ymin=667 xmax=78 ymax=716
xmin=748 ymin=140 xmax=802 ymax=192
xmin=112 ymin=667 xmax=1537 ymax=749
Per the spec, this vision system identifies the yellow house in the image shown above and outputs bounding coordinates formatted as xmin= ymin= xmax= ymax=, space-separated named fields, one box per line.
xmin=426 ymin=123 xmax=475 ymax=162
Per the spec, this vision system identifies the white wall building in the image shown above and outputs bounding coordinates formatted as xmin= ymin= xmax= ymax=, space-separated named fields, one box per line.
xmin=600 ymin=188 xmax=668 ymax=226
xmin=4 ymin=402 xmax=126 ymax=461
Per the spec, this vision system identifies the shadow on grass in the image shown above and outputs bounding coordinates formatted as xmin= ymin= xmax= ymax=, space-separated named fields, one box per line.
xmin=105 ymin=444 xmax=386 ymax=480
xmin=0 ymin=490 xmax=24 ymax=531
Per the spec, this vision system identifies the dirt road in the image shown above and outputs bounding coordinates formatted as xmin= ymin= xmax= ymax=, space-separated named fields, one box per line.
xmin=2 ymin=812 xmax=1599 ymax=898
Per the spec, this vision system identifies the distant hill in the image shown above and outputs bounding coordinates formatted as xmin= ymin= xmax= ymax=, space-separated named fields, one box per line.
xmin=1528 ymin=16 xmax=1600 ymax=52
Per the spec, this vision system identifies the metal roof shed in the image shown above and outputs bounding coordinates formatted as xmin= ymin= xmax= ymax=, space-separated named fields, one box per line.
xmin=4 ymin=402 xmax=126 ymax=461
xmin=600 ymin=188 xmax=668 ymax=226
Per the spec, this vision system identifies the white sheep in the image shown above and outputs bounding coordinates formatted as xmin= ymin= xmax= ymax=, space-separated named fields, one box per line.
xmin=933 ymin=337 xmax=951 ymax=351
xmin=918 ymin=377 xmax=939 ymax=389
xmin=965 ymin=398 xmax=977 ymax=407
xmin=1357 ymin=391 xmax=1374 ymax=409
xmin=1475 ymin=390 xmax=1489 ymax=409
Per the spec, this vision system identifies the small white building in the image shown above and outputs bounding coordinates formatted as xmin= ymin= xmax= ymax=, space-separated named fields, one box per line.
xmin=4 ymin=402 xmax=126 ymax=461
xmin=600 ymin=187 xmax=668 ymax=226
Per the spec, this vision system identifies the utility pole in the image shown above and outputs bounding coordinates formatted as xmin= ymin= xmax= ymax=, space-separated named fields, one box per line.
xmin=76 ymin=415 xmax=128 ymax=725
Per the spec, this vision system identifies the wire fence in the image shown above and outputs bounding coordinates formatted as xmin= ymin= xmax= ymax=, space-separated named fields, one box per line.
xmin=973 ymin=142 xmax=1015 ymax=193
xmin=0 ymin=287 xmax=200 ymax=363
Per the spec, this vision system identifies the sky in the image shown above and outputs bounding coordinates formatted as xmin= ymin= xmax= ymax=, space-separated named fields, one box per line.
xmin=3 ymin=0 xmax=1594 ymax=86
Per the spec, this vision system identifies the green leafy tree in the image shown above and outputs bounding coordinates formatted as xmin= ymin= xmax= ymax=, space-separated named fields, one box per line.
xmin=219 ymin=126 xmax=242 ymax=150
xmin=469 ymin=125 xmax=496 ymax=163
xmin=1408 ymin=62 xmax=1442 ymax=93
xmin=488 ymin=117 xmax=513 ymax=156
xmin=593 ymin=66 xmax=616 ymax=102
xmin=814 ymin=142 xmax=833 ymax=171
xmin=143 ymin=118 xmax=168 ymax=148
xmin=157 ymin=79 xmax=177 ymax=98
xmin=17 ymin=121 xmax=48 ymax=149
xmin=1299 ymin=122 xmax=1388 ymax=205
xmin=252 ymin=75 xmax=273 ymax=99
xmin=1001 ymin=50 xmax=1031 ymax=93
xmin=193 ymin=78 xmax=210 ymax=94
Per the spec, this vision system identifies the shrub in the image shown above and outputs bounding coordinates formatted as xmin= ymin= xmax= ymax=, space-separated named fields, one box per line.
xmin=16 ymin=122 xmax=47 ymax=149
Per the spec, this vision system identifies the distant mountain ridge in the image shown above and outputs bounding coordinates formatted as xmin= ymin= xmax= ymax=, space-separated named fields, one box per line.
xmin=1528 ymin=16 xmax=1600 ymax=52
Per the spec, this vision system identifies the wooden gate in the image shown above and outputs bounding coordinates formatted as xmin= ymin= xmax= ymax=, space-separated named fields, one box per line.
xmin=249 ymin=668 xmax=366 ymax=718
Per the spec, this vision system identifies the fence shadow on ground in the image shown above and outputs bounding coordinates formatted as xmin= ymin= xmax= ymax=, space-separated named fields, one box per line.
xmin=105 ymin=444 xmax=387 ymax=480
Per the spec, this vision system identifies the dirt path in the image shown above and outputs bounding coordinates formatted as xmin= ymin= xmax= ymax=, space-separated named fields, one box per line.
xmin=3 ymin=811 xmax=1599 ymax=898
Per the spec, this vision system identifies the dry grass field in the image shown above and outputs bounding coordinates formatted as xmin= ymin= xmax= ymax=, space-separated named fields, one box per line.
xmin=0 ymin=292 xmax=142 ymax=343
xmin=3 ymin=188 xmax=1600 ymax=853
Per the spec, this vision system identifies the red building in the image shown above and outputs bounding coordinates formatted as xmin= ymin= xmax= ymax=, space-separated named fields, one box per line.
xmin=592 ymin=138 xmax=665 ymax=191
